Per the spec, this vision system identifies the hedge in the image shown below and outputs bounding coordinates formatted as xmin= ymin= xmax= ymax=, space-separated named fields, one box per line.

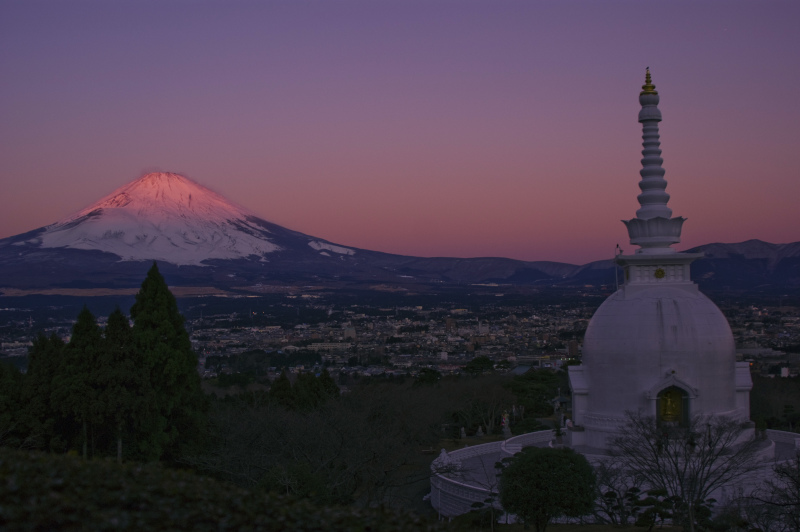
xmin=0 ymin=448 xmax=441 ymax=531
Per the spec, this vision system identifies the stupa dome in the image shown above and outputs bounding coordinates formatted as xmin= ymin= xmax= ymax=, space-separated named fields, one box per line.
xmin=582 ymin=284 xmax=737 ymax=418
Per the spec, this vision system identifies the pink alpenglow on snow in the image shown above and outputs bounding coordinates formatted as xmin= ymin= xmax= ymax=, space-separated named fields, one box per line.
xmin=29 ymin=173 xmax=283 ymax=266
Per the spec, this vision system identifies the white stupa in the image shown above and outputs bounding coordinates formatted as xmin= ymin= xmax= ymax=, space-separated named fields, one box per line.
xmin=429 ymin=72 xmax=796 ymax=519
xmin=568 ymin=70 xmax=753 ymax=450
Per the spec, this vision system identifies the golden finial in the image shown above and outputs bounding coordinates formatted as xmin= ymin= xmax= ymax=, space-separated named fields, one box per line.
xmin=640 ymin=67 xmax=658 ymax=95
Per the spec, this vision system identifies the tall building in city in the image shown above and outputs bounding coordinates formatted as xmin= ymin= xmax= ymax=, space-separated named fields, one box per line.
xmin=568 ymin=70 xmax=753 ymax=449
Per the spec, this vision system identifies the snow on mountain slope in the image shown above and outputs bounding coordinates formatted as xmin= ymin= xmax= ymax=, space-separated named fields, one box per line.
xmin=308 ymin=240 xmax=355 ymax=255
xmin=27 ymin=172 xmax=281 ymax=266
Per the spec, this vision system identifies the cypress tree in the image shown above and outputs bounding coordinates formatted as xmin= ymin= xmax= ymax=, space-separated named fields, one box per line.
xmin=0 ymin=361 xmax=23 ymax=447
xmin=269 ymin=369 xmax=294 ymax=409
xmin=293 ymin=371 xmax=325 ymax=411
xmin=52 ymin=306 xmax=103 ymax=458
xmin=318 ymin=369 xmax=340 ymax=399
xmin=98 ymin=307 xmax=141 ymax=462
xmin=130 ymin=263 xmax=204 ymax=461
xmin=21 ymin=333 xmax=66 ymax=451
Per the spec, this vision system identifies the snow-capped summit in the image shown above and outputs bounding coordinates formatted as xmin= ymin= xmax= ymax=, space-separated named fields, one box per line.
xmin=28 ymin=172 xmax=284 ymax=265
xmin=75 ymin=172 xmax=257 ymax=223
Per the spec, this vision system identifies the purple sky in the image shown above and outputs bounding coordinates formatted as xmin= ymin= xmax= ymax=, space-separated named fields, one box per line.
xmin=1 ymin=0 xmax=798 ymax=264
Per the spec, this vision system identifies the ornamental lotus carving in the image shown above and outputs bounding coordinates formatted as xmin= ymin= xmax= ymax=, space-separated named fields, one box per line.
xmin=623 ymin=216 xmax=685 ymax=248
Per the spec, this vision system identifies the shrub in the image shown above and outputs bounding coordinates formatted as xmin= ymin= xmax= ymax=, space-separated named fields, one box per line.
xmin=499 ymin=447 xmax=596 ymax=532
xmin=0 ymin=448 xmax=441 ymax=531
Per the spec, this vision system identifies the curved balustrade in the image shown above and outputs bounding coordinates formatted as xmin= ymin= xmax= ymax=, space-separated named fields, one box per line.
xmin=430 ymin=428 xmax=799 ymax=519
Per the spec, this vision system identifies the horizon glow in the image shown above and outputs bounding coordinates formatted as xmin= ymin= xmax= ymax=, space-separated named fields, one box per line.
xmin=1 ymin=1 xmax=799 ymax=265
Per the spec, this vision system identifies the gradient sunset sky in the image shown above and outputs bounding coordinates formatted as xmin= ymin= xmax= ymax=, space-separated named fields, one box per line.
xmin=1 ymin=1 xmax=798 ymax=264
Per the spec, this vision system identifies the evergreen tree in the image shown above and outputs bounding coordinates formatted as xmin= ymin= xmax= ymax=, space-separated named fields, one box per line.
xmin=0 ymin=361 xmax=23 ymax=447
xmin=130 ymin=263 xmax=204 ymax=461
xmin=21 ymin=333 xmax=67 ymax=451
xmin=269 ymin=369 xmax=294 ymax=408
xmin=98 ymin=307 xmax=142 ymax=462
xmin=293 ymin=371 xmax=326 ymax=411
xmin=318 ymin=369 xmax=340 ymax=400
xmin=52 ymin=306 xmax=103 ymax=458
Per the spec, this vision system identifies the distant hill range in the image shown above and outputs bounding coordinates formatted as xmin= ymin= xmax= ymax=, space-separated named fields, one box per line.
xmin=1 ymin=173 xmax=798 ymax=294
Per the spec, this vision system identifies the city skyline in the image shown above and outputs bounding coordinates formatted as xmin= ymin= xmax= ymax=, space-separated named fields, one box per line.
xmin=2 ymin=1 xmax=799 ymax=264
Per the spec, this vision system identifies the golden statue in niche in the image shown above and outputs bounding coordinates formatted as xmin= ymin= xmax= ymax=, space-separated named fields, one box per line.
xmin=659 ymin=387 xmax=683 ymax=423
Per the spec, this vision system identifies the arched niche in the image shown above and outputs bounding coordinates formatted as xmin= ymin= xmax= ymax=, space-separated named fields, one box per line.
xmin=656 ymin=386 xmax=689 ymax=427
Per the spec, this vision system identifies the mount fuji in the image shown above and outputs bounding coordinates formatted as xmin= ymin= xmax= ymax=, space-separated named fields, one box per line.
xmin=0 ymin=172 xmax=387 ymax=288
xmin=0 ymin=172 xmax=798 ymax=293
xmin=27 ymin=172 xmax=348 ymax=266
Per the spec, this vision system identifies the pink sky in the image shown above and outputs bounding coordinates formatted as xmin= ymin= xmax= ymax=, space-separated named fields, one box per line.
xmin=1 ymin=1 xmax=798 ymax=265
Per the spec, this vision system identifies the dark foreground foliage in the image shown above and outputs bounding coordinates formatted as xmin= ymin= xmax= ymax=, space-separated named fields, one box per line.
xmin=499 ymin=447 xmax=596 ymax=532
xmin=0 ymin=448 xmax=442 ymax=532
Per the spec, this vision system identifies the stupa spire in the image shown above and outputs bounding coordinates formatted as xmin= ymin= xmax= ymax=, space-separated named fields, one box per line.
xmin=622 ymin=68 xmax=685 ymax=253
xmin=640 ymin=67 xmax=657 ymax=95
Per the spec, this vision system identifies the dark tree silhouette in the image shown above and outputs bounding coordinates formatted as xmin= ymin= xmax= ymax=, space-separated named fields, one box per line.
xmin=318 ymin=369 xmax=340 ymax=399
xmin=52 ymin=306 xmax=103 ymax=458
xmin=463 ymin=356 xmax=494 ymax=376
xmin=130 ymin=262 xmax=205 ymax=461
xmin=748 ymin=454 xmax=800 ymax=531
xmin=21 ymin=333 xmax=66 ymax=451
xmin=269 ymin=369 xmax=294 ymax=408
xmin=610 ymin=412 xmax=763 ymax=532
xmin=0 ymin=361 xmax=23 ymax=446
xmin=293 ymin=371 xmax=327 ymax=411
xmin=98 ymin=307 xmax=143 ymax=462
xmin=499 ymin=447 xmax=596 ymax=532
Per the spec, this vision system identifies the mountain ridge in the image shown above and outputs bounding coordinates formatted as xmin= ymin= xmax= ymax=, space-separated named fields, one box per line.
xmin=1 ymin=173 xmax=798 ymax=293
